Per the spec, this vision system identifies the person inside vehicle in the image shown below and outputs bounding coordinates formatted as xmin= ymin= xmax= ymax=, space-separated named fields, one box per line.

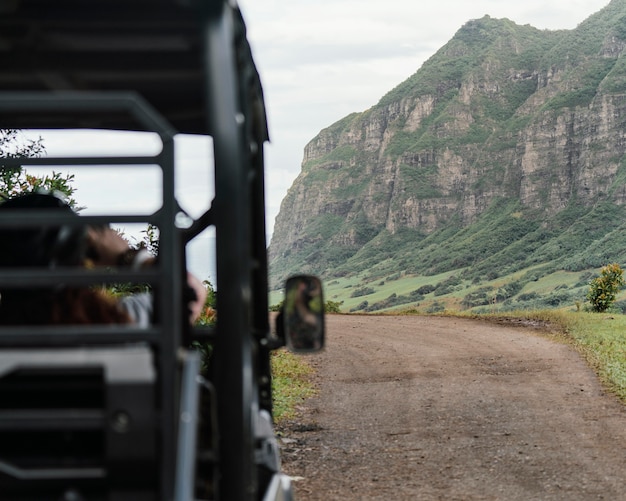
xmin=0 ymin=191 xmax=206 ymax=327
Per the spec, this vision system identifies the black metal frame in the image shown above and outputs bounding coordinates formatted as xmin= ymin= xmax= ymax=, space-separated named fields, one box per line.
xmin=0 ymin=1 xmax=275 ymax=500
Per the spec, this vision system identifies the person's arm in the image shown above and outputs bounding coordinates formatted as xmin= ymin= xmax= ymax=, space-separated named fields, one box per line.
xmin=86 ymin=227 xmax=155 ymax=268
xmin=186 ymin=272 xmax=207 ymax=324
xmin=87 ymin=227 xmax=206 ymax=324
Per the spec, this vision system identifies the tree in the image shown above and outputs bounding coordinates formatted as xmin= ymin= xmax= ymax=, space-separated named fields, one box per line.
xmin=586 ymin=263 xmax=625 ymax=313
xmin=0 ymin=129 xmax=76 ymax=204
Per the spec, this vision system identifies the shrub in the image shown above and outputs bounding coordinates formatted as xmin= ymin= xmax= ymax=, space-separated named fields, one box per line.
xmin=350 ymin=287 xmax=376 ymax=298
xmin=462 ymin=286 xmax=493 ymax=308
xmin=270 ymin=299 xmax=344 ymax=314
xmin=350 ymin=301 xmax=369 ymax=313
xmin=586 ymin=263 xmax=625 ymax=313
xmin=324 ymin=300 xmax=344 ymax=313
xmin=434 ymin=285 xmax=455 ymax=296
xmin=433 ymin=275 xmax=462 ymax=296
xmin=426 ymin=301 xmax=445 ymax=313
xmin=416 ymin=284 xmax=436 ymax=295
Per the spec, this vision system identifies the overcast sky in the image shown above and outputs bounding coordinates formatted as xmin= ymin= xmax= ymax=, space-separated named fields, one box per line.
xmin=31 ymin=0 xmax=611 ymax=282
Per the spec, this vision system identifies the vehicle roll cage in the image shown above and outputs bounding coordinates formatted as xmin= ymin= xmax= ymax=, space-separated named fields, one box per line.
xmin=0 ymin=1 xmax=274 ymax=500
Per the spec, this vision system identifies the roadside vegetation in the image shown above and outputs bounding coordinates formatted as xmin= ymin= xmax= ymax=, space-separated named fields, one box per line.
xmin=271 ymin=349 xmax=317 ymax=422
xmin=558 ymin=311 xmax=626 ymax=402
xmin=586 ymin=263 xmax=625 ymax=312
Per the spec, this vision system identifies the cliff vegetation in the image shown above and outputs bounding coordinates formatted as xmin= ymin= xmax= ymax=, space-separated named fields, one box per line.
xmin=269 ymin=0 xmax=626 ymax=313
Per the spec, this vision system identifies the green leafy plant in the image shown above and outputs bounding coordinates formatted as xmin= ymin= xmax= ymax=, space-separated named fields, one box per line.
xmin=191 ymin=280 xmax=217 ymax=369
xmin=324 ymin=300 xmax=344 ymax=313
xmin=0 ymin=130 xmax=76 ymax=204
xmin=586 ymin=263 xmax=625 ymax=312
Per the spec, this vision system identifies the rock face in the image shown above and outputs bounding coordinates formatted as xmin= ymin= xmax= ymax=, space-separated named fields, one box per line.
xmin=269 ymin=1 xmax=626 ymax=284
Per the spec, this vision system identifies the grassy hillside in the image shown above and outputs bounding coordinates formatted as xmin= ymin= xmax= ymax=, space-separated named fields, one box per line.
xmin=270 ymin=197 xmax=626 ymax=316
xmin=313 ymin=266 xmax=595 ymax=314
xmin=270 ymin=197 xmax=626 ymax=311
xmin=271 ymin=261 xmax=626 ymax=317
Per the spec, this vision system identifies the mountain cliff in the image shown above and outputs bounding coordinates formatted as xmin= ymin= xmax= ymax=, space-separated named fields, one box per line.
xmin=269 ymin=0 xmax=626 ymax=305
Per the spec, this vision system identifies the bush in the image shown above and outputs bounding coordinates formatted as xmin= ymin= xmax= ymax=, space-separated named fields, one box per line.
xmin=586 ymin=263 xmax=625 ymax=313
xmin=434 ymin=285 xmax=455 ymax=296
xmin=433 ymin=275 xmax=462 ymax=296
xmin=517 ymin=292 xmax=539 ymax=302
xmin=426 ymin=301 xmax=445 ymax=313
xmin=324 ymin=300 xmax=344 ymax=313
xmin=270 ymin=299 xmax=344 ymax=313
xmin=462 ymin=286 xmax=493 ymax=308
xmin=350 ymin=301 xmax=369 ymax=313
xmin=416 ymin=284 xmax=436 ymax=295
xmin=350 ymin=287 xmax=376 ymax=298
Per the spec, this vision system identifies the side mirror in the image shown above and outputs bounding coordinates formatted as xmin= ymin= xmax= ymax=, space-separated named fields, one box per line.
xmin=282 ymin=275 xmax=325 ymax=353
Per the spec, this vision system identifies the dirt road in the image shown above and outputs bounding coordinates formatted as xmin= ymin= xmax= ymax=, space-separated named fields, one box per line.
xmin=278 ymin=315 xmax=626 ymax=500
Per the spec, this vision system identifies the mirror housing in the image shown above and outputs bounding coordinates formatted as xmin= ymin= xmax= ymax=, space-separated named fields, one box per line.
xmin=280 ymin=275 xmax=324 ymax=353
